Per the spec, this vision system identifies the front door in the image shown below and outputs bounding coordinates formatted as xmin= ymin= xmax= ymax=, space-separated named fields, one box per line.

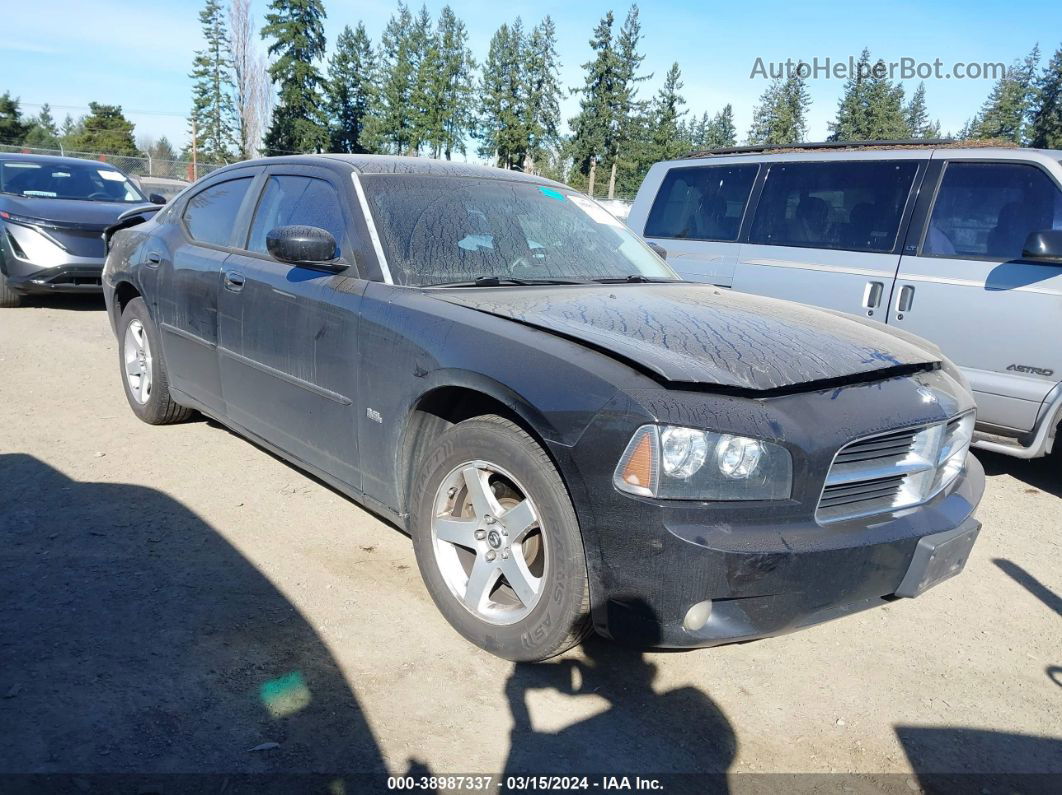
xmin=732 ymin=158 xmax=925 ymax=321
xmin=217 ymin=169 xmax=363 ymax=488
xmin=889 ymin=158 xmax=1062 ymax=435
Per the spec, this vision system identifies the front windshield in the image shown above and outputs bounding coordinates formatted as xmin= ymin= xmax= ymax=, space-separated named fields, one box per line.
xmin=0 ymin=159 xmax=147 ymax=203
xmin=363 ymin=175 xmax=678 ymax=286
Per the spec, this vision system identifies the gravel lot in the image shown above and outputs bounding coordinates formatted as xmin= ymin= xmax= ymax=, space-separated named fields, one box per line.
xmin=1 ymin=296 xmax=1060 ymax=789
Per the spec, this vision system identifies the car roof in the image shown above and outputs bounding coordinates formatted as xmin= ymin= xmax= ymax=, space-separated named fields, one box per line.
xmin=0 ymin=152 xmax=125 ymax=170
xmin=675 ymin=139 xmax=1061 ymax=163
xmin=207 ymin=153 xmax=569 ymax=188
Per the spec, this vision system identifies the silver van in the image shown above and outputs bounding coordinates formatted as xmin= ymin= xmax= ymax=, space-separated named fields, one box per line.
xmin=628 ymin=142 xmax=1062 ymax=460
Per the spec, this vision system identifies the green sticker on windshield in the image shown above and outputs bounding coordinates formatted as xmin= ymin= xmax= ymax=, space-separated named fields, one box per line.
xmin=538 ymin=186 xmax=565 ymax=200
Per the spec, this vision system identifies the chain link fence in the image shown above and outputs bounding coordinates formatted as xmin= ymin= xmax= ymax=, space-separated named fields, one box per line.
xmin=0 ymin=143 xmax=225 ymax=184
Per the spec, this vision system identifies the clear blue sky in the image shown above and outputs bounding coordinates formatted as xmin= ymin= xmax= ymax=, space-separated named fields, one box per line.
xmin=5 ymin=0 xmax=1059 ymax=158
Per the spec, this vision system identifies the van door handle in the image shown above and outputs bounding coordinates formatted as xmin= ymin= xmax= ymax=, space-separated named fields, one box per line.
xmin=862 ymin=281 xmax=884 ymax=310
xmin=895 ymin=284 xmax=915 ymax=315
xmin=224 ymin=270 xmax=246 ymax=292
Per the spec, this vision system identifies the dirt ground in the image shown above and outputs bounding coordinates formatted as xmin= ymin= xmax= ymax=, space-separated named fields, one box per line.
xmin=1 ymin=296 xmax=1060 ymax=790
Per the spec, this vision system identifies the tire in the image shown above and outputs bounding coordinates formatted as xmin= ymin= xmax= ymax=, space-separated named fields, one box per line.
xmin=118 ymin=297 xmax=194 ymax=425
xmin=0 ymin=274 xmax=21 ymax=307
xmin=410 ymin=415 xmax=592 ymax=661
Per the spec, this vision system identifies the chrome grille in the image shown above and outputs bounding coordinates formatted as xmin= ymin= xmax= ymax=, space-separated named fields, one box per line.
xmin=817 ymin=414 xmax=973 ymax=524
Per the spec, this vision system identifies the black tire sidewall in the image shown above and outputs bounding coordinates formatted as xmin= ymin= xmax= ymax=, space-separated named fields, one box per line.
xmin=410 ymin=417 xmax=589 ymax=661
xmin=118 ymin=298 xmax=177 ymax=423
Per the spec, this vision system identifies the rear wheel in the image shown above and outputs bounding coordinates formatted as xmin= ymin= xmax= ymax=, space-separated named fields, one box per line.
xmin=410 ymin=415 xmax=591 ymax=661
xmin=119 ymin=297 xmax=193 ymax=424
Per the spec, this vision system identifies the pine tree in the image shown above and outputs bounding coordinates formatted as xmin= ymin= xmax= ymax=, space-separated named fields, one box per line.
xmin=188 ymin=0 xmax=240 ymax=162
xmin=429 ymin=6 xmax=476 ymax=160
xmin=648 ymin=63 xmax=688 ymax=162
xmin=864 ymin=65 xmax=908 ymax=139
xmin=478 ymin=19 xmax=527 ymax=168
xmin=748 ymin=72 xmax=809 ymax=146
xmin=23 ymin=103 xmax=60 ymax=149
xmin=1030 ymin=44 xmax=1062 ymax=149
xmin=66 ymin=103 xmax=140 ymax=156
xmin=829 ymin=49 xmax=873 ymax=141
xmin=261 ymin=0 xmax=328 ymax=155
xmin=407 ymin=4 xmax=437 ymax=155
xmin=567 ymin=11 xmax=620 ymax=189
xmin=904 ymin=82 xmax=932 ymax=138
xmin=370 ymin=2 xmax=418 ymax=155
xmin=326 ymin=23 xmax=376 ymax=154
xmin=706 ymin=105 xmax=736 ymax=148
xmin=969 ymin=45 xmax=1040 ymax=143
xmin=829 ymin=49 xmax=906 ymax=141
xmin=522 ymin=16 xmax=562 ymax=172
xmin=0 ymin=93 xmax=30 ymax=146
xmin=612 ymin=4 xmax=651 ymax=189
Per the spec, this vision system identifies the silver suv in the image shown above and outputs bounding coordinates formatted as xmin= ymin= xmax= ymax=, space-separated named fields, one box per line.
xmin=628 ymin=142 xmax=1062 ymax=460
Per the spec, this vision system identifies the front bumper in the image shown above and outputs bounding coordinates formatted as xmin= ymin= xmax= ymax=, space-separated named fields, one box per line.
xmin=1 ymin=224 xmax=105 ymax=294
xmin=593 ymin=453 xmax=984 ymax=649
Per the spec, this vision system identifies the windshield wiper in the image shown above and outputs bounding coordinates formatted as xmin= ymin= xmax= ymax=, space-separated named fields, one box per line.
xmin=591 ymin=275 xmax=679 ymax=284
xmin=429 ymin=276 xmax=592 ymax=288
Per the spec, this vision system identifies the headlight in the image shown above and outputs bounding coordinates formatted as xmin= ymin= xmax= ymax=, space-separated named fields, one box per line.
xmin=614 ymin=424 xmax=792 ymax=500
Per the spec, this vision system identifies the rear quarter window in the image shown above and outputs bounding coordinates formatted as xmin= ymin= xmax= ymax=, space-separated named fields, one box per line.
xmin=644 ymin=164 xmax=758 ymax=241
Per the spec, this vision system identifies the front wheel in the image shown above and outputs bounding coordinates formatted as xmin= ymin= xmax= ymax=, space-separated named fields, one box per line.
xmin=118 ymin=297 xmax=193 ymax=425
xmin=0 ymin=274 xmax=21 ymax=307
xmin=410 ymin=415 xmax=591 ymax=661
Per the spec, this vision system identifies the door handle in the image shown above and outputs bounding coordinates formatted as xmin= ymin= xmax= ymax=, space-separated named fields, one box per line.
xmin=861 ymin=281 xmax=884 ymax=311
xmin=895 ymin=284 xmax=915 ymax=316
xmin=224 ymin=270 xmax=246 ymax=292
xmin=147 ymin=252 xmax=161 ymax=265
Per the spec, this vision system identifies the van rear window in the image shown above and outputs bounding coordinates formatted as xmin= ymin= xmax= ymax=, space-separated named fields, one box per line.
xmin=644 ymin=164 xmax=758 ymax=241
xmin=748 ymin=160 xmax=920 ymax=253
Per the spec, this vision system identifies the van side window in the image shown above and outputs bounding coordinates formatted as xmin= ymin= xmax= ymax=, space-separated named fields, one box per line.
xmin=748 ymin=161 xmax=919 ymax=253
xmin=644 ymin=164 xmax=757 ymax=241
xmin=922 ymin=162 xmax=1062 ymax=260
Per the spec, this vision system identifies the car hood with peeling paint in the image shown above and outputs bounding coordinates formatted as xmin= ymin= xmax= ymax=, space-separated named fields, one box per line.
xmin=433 ymin=283 xmax=941 ymax=392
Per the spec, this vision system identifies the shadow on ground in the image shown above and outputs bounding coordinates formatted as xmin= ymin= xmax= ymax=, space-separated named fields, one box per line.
xmin=897 ymin=725 xmax=1062 ymax=792
xmin=14 ymin=294 xmax=106 ymax=312
xmin=0 ymin=453 xmax=385 ymax=782
xmin=502 ymin=631 xmax=736 ymax=782
xmin=978 ymin=447 xmax=1062 ymax=497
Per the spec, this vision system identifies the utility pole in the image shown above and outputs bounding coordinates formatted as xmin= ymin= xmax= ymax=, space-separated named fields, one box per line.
xmin=588 ymin=156 xmax=597 ymax=197
xmin=191 ymin=118 xmax=199 ymax=182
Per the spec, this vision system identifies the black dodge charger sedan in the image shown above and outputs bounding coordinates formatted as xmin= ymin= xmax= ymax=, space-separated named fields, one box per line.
xmin=0 ymin=153 xmax=161 ymax=307
xmin=102 ymin=155 xmax=984 ymax=661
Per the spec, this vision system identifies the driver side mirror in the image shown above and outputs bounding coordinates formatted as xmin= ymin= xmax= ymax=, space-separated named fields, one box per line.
xmin=1022 ymin=229 xmax=1062 ymax=263
xmin=149 ymin=193 xmax=167 ymax=205
xmin=266 ymin=225 xmax=347 ymax=270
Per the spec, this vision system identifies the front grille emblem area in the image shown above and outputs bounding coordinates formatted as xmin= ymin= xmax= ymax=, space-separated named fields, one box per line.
xmin=817 ymin=412 xmax=974 ymax=524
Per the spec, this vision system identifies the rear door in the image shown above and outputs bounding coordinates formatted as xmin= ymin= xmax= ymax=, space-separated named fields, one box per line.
xmin=889 ymin=156 xmax=1062 ymax=435
xmin=217 ymin=165 xmax=364 ymax=488
xmin=732 ymin=156 xmax=925 ymax=321
xmin=156 ymin=172 xmax=257 ymax=415
xmin=635 ymin=160 xmax=759 ymax=286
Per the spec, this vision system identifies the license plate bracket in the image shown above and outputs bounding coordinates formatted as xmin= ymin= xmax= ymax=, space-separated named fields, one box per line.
xmin=894 ymin=519 xmax=981 ymax=598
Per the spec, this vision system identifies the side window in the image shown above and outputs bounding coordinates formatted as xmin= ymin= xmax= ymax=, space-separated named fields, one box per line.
xmin=749 ymin=160 xmax=920 ymax=252
xmin=247 ymin=175 xmax=347 ymax=258
xmin=923 ymin=162 xmax=1062 ymax=260
xmin=644 ymin=164 xmax=757 ymax=241
xmin=182 ymin=177 xmax=253 ymax=246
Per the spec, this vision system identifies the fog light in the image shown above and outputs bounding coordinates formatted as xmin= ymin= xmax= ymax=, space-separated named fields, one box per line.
xmin=682 ymin=599 xmax=713 ymax=632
